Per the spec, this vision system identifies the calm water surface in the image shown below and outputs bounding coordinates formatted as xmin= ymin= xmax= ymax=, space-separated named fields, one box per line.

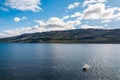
xmin=0 ymin=44 xmax=120 ymax=80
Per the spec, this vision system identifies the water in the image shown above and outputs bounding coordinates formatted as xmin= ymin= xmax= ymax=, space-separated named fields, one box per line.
xmin=0 ymin=44 xmax=120 ymax=80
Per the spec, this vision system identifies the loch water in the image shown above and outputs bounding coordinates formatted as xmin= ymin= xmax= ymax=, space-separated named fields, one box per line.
xmin=0 ymin=44 xmax=120 ymax=80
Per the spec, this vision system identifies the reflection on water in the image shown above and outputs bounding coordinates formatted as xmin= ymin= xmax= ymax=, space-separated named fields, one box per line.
xmin=0 ymin=44 xmax=120 ymax=80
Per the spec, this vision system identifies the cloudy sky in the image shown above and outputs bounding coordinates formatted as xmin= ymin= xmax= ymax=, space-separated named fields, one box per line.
xmin=0 ymin=0 xmax=120 ymax=37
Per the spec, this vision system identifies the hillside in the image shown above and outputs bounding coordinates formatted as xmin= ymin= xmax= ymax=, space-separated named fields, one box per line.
xmin=0 ymin=29 xmax=120 ymax=43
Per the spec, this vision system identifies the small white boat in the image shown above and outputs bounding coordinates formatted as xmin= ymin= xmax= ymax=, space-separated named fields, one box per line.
xmin=82 ymin=64 xmax=90 ymax=71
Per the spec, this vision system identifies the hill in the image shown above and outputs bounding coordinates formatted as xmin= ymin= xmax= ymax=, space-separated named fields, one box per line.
xmin=0 ymin=29 xmax=120 ymax=43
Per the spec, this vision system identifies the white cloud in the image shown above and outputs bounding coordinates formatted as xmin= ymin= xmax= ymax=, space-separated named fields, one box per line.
xmin=112 ymin=11 xmax=120 ymax=21
xmin=83 ymin=0 xmax=107 ymax=7
xmin=81 ymin=24 xmax=103 ymax=29
xmin=14 ymin=16 xmax=27 ymax=22
xmin=104 ymin=24 xmax=108 ymax=27
xmin=5 ymin=0 xmax=42 ymax=12
xmin=68 ymin=2 xmax=80 ymax=10
xmin=81 ymin=2 xmax=120 ymax=23
xmin=35 ymin=17 xmax=81 ymax=30
xmin=71 ymin=12 xmax=81 ymax=18
xmin=101 ymin=20 xmax=110 ymax=23
xmin=63 ymin=15 xmax=69 ymax=20
xmin=14 ymin=17 xmax=21 ymax=22
xmin=0 ymin=17 xmax=81 ymax=38
xmin=82 ymin=3 xmax=115 ymax=20
xmin=1 ymin=26 xmax=44 ymax=37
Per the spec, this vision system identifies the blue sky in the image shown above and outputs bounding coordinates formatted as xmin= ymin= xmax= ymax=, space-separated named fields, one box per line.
xmin=0 ymin=0 xmax=120 ymax=37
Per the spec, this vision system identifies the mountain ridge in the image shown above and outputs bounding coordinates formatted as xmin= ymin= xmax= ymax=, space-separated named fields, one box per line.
xmin=0 ymin=29 xmax=120 ymax=43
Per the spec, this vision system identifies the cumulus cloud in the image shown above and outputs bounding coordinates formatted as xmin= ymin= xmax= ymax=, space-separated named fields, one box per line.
xmin=68 ymin=2 xmax=80 ymax=10
xmin=82 ymin=3 xmax=117 ymax=20
xmin=112 ymin=11 xmax=120 ymax=21
xmin=0 ymin=17 xmax=81 ymax=38
xmin=83 ymin=0 xmax=107 ymax=7
xmin=5 ymin=0 xmax=42 ymax=12
xmin=80 ymin=1 xmax=120 ymax=24
xmin=35 ymin=17 xmax=81 ymax=30
xmin=1 ymin=26 xmax=45 ymax=37
xmin=63 ymin=15 xmax=69 ymax=20
xmin=81 ymin=24 xmax=103 ymax=29
xmin=71 ymin=12 xmax=81 ymax=18
xmin=104 ymin=24 xmax=108 ymax=27
xmin=14 ymin=16 xmax=27 ymax=22
xmin=14 ymin=17 xmax=20 ymax=22
xmin=101 ymin=20 xmax=110 ymax=23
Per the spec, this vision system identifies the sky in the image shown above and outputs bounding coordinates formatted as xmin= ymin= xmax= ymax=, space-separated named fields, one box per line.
xmin=0 ymin=0 xmax=120 ymax=37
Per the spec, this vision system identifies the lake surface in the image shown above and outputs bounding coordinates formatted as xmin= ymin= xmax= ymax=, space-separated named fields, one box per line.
xmin=0 ymin=44 xmax=120 ymax=80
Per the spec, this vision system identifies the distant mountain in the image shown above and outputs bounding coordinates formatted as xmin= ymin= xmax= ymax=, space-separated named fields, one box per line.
xmin=0 ymin=29 xmax=120 ymax=43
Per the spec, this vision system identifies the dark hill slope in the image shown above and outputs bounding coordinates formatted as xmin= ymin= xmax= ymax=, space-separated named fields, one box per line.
xmin=0 ymin=29 xmax=120 ymax=43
